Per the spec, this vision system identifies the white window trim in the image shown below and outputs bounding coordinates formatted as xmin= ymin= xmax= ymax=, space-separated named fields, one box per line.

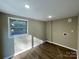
xmin=8 ymin=17 xmax=29 ymax=38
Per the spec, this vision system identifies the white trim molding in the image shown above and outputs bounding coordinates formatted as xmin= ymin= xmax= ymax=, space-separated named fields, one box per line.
xmin=4 ymin=55 xmax=13 ymax=59
xmin=8 ymin=17 xmax=29 ymax=38
xmin=4 ymin=40 xmax=44 ymax=59
xmin=47 ymin=41 xmax=77 ymax=52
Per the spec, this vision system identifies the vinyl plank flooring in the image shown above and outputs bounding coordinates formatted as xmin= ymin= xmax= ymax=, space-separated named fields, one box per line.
xmin=12 ymin=42 xmax=77 ymax=59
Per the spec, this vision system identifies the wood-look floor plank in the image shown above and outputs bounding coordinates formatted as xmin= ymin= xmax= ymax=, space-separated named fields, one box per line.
xmin=12 ymin=42 xmax=77 ymax=59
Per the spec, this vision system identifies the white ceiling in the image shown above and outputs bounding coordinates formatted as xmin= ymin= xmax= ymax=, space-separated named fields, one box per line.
xmin=0 ymin=0 xmax=79 ymax=21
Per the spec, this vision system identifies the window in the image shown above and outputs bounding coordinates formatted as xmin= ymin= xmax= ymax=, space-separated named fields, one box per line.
xmin=8 ymin=17 xmax=28 ymax=36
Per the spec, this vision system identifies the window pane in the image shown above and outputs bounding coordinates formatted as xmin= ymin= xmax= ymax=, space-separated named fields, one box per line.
xmin=10 ymin=19 xmax=27 ymax=35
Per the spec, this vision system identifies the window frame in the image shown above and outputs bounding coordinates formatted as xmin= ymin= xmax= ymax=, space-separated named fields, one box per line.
xmin=8 ymin=17 xmax=28 ymax=38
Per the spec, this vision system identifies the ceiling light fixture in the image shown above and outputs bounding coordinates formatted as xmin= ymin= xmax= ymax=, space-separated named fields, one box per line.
xmin=48 ymin=16 xmax=52 ymax=18
xmin=25 ymin=4 xmax=30 ymax=9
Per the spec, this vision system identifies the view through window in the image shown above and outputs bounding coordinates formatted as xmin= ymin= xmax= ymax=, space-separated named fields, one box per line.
xmin=9 ymin=18 xmax=28 ymax=36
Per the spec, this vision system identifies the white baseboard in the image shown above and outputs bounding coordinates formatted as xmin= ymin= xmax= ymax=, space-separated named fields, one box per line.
xmin=4 ymin=55 xmax=12 ymax=59
xmin=4 ymin=41 xmax=77 ymax=59
xmin=4 ymin=48 xmax=31 ymax=59
xmin=4 ymin=41 xmax=44 ymax=59
xmin=14 ymin=48 xmax=31 ymax=56
xmin=47 ymin=41 xmax=77 ymax=52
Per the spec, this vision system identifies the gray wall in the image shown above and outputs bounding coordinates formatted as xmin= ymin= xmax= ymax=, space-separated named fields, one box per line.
xmin=77 ymin=16 xmax=79 ymax=59
xmin=1 ymin=13 xmax=15 ymax=58
xmin=0 ymin=13 xmax=46 ymax=58
xmin=46 ymin=21 xmax=52 ymax=41
xmin=0 ymin=13 xmax=3 ymax=59
xmin=46 ymin=16 xmax=78 ymax=49
xmin=29 ymin=20 xmax=46 ymax=40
